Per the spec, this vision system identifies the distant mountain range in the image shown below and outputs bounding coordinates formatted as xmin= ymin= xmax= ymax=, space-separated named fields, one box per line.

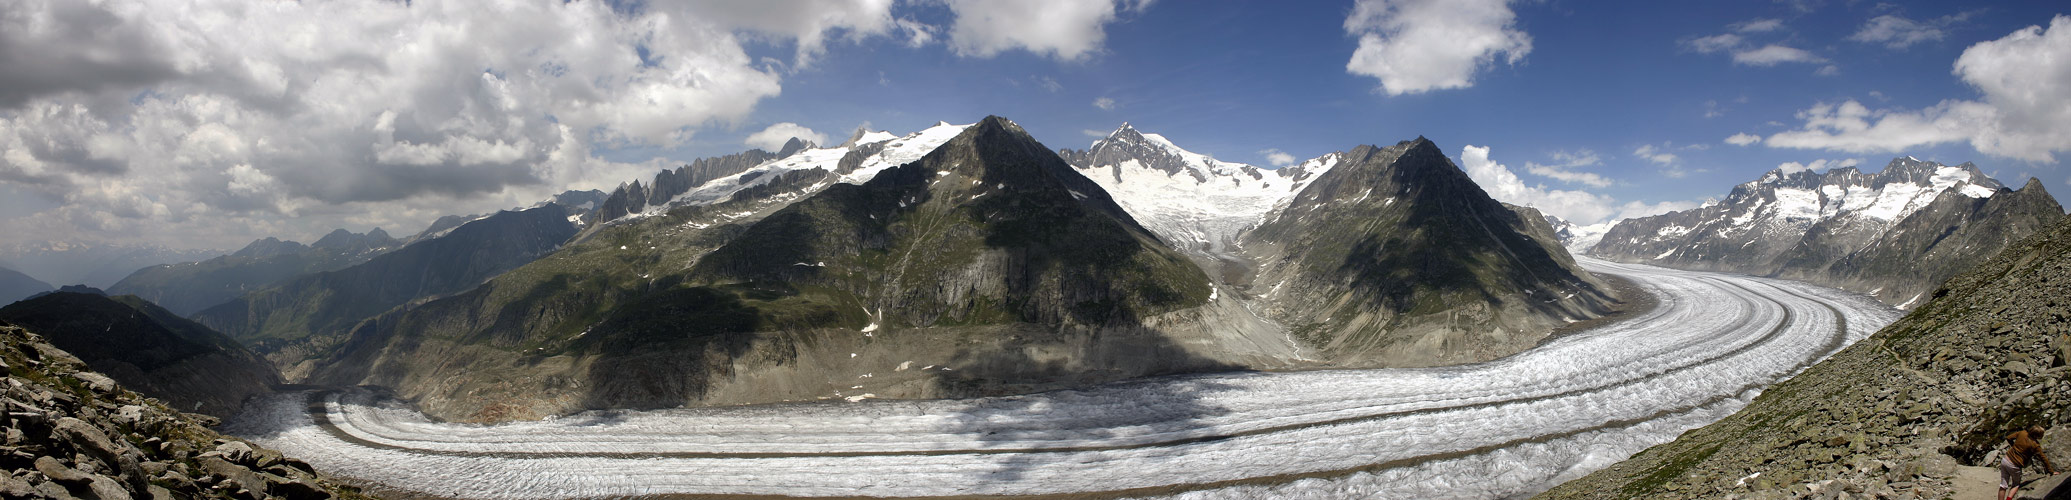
xmin=0 ymin=266 xmax=52 ymax=304
xmin=0 ymin=242 xmax=223 ymax=289
xmin=107 ymin=228 xmax=400 ymax=316
xmin=1589 ymin=157 xmax=2062 ymax=308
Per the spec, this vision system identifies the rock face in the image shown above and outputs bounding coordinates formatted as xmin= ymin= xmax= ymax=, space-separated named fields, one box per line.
xmin=1540 ymin=212 xmax=2071 ymax=500
xmin=107 ymin=229 xmax=399 ymax=316
xmin=593 ymin=145 xmax=797 ymax=222
xmin=1241 ymin=139 xmax=1613 ymax=366
xmin=192 ymin=204 xmax=578 ymax=362
xmin=0 ymin=267 xmax=52 ymax=305
xmin=0 ymin=322 xmax=367 ymax=499
xmin=1591 ymin=158 xmax=2063 ymax=308
xmin=0 ymin=293 xmax=278 ymax=417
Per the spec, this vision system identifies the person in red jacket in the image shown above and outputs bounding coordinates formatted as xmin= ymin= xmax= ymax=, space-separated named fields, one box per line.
xmin=2003 ymin=425 xmax=2056 ymax=500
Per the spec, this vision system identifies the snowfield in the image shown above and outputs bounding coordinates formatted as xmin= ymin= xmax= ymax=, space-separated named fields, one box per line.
xmin=227 ymin=258 xmax=1898 ymax=499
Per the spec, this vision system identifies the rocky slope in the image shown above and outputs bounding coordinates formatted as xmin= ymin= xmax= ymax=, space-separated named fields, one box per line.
xmin=107 ymin=229 xmax=399 ymax=316
xmin=1540 ymin=212 xmax=2071 ymax=500
xmin=294 ymin=117 xmax=1308 ymax=422
xmin=1592 ymin=158 xmax=2063 ymax=308
xmin=0 ymin=293 xmax=278 ymax=418
xmin=1242 ymin=138 xmax=1615 ymax=366
xmin=0 ymin=321 xmax=364 ymax=499
xmin=193 ymin=204 xmax=578 ymax=361
xmin=0 ymin=267 xmax=52 ymax=305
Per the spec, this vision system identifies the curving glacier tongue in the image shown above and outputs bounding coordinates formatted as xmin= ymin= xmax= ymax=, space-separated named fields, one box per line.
xmin=227 ymin=258 xmax=1897 ymax=499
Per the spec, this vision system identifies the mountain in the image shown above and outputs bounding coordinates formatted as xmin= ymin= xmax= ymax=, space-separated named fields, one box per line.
xmin=1062 ymin=125 xmax=1617 ymax=367
xmin=108 ymin=229 xmax=400 ymax=316
xmin=1541 ymin=212 xmax=2071 ymax=500
xmin=1240 ymin=139 xmax=1615 ymax=366
xmin=0 ymin=242 xmax=223 ymax=289
xmin=192 ymin=204 xmax=578 ymax=366
xmin=1056 ymin=124 xmax=1334 ymax=278
xmin=0 ymin=292 xmax=278 ymax=416
xmin=1591 ymin=158 xmax=2063 ymax=308
xmin=0 ymin=322 xmax=364 ymax=499
xmin=0 ymin=266 xmax=53 ymax=304
xmin=1543 ymin=213 xmax=1614 ymax=253
xmin=293 ymin=117 xmax=1312 ymax=422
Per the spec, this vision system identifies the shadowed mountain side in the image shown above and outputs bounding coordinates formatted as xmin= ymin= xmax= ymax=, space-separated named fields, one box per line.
xmin=0 ymin=292 xmax=279 ymax=417
xmin=193 ymin=204 xmax=578 ymax=360
xmin=0 ymin=266 xmax=53 ymax=304
xmin=1242 ymin=138 xmax=1616 ymax=368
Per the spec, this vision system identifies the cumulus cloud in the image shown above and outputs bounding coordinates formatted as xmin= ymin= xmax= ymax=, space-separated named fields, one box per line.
xmin=744 ymin=123 xmax=828 ymax=151
xmin=1343 ymin=0 xmax=1532 ymax=96
xmin=1732 ymin=44 xmax=1827 ymax=66
xmin=1632 ymin=143 xmax=1702 ymax=178
xmin=0 ymin=0 xmax=913 ymax=249
xmin=1725 ymin=133 xmax=1763 ymax=146
xmin=942 ymin=0 xmax=1149 ymax=61
xmin=1259 ymin=149 xmax=1296 ymax=167
xmin=1460 ymin=145 xmax=1689 ymax=224
xmin=1764 ymin=15 xmax=2071 ymax=162
xmin=1093 ymin=97 xmax=1116 ymax=110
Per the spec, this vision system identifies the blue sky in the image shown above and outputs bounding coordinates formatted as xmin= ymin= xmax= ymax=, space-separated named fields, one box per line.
xmin=685 ymin=0 xmax=2071 ymax=224
xmin=0 ymin=0 xmax=2066 ymax=251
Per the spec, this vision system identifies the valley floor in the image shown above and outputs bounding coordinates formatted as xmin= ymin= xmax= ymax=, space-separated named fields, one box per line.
xmin=222 ymin=258 xmax=1900 ymax=499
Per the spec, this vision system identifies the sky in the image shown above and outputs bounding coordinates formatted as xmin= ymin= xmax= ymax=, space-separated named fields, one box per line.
xmin=2 ymin=0 xmax=2068 ymax=253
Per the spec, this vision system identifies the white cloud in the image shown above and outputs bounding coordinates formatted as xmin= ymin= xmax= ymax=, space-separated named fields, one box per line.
xmin=1733 ymin=19 xmax=1785 ymax=33
xmin=1815 ymin=65 xmax=1841 ymax=76
xmin=1343 ymin=0 xmax=1532 ymax=96
xmin=1725 ymin=133 xmax=1763 ymax=146
xmin=1093 ymin=97 xmax=1116 ymax=110
xmin=1462 ymin=145 xmax=1615 ymax=223
xmin=1632 ymin=143 xmax=1700 ymax=178
xmin=1764 ymin=16 xmax=2071 ymax=162
xmin=941 ymin=0 xmax=1147 ymax=61
xmin=744 ymin=123 xmax=828 ymax=151
xmin=1776 ymin=158 xmax=1859 ymax=175
xmin=0 ymin=0 xmax=915 ymax=249
xmin=1522 ymin=149 xmax=1610 ymax=188
xmin=1848 ymin=13 xmax=1973 ymax=50
xmin=1732 ymin=44 xmax=1826 ymax=66
xmin=1036 ymin=76 xmax=1063 ymax=92
xmin=1081 ymin=129 xmax=1109 ymax=138
xmin=1685 ymin=34 xmax=1743 ymax=54
xmin=1258 ymin=149 xmax=1296 ymax=167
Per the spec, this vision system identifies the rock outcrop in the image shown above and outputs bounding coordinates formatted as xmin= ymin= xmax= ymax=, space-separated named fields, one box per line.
xmin=1541 ymin=212 xmax=2071 ymax=499
xmin=0 ymin=322 xmax=366 ymax=499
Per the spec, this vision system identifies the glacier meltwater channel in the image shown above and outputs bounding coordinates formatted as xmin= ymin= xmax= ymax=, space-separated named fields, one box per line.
xmin=225 ymin=258 xmax=1899 ymax=499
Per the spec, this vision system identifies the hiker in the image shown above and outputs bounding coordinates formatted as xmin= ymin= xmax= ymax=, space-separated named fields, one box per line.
xmin=2002 ymin=424 xmax=2057 ymax=500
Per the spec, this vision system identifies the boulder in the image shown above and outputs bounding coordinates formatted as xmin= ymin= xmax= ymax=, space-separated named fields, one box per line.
xmin=198 ymin=456 xmax=263 ymax=495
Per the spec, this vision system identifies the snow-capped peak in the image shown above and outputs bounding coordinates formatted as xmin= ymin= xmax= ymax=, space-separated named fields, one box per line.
xmin=636 ymin=122 xmax=975 ymax=216
xmin=1057 ymin=124 xmax=1341 ymax=262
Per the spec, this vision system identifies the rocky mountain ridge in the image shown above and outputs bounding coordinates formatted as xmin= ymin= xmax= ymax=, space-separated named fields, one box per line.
xmin=1542 ymin=211 xmax=2071 ymax=499
xmin=1591 ymin=157 xmax=2063 ymax=308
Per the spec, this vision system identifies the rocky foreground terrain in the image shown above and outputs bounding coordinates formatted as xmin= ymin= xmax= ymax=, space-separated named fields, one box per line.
xmin=0 ymin=321 xmax=363 ymax=499
xmin=1542 ymin=212 xmax=2071 ymax=499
